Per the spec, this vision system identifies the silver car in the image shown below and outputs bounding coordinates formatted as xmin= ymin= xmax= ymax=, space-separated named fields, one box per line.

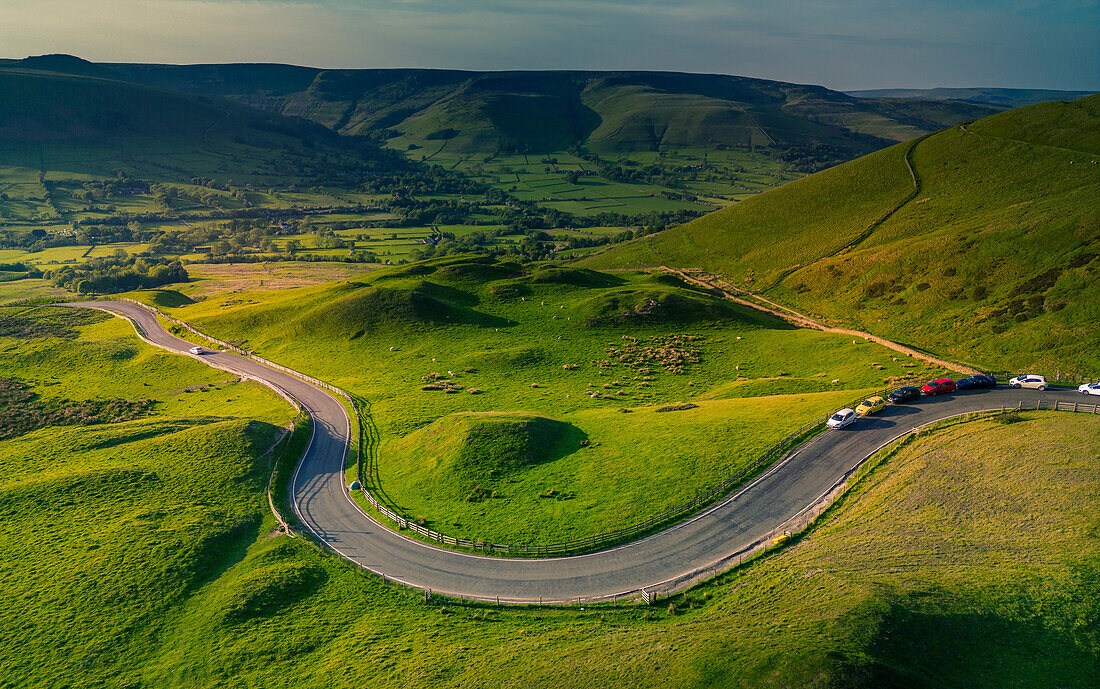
xmin=1078 ymin=382 xmax=1100 ymax=396
xmin=827 ymin=408 xmax=857 ymax=429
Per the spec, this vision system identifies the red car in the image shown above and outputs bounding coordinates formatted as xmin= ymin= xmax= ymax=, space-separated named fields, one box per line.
xmin=921 ymin=378 xmax=956 ymax=395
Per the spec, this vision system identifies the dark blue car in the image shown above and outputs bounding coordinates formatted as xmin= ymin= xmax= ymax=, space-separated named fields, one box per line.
xmin=888 ymin=385 xmax=921 ymax=403
xmin=956 ymin=374 xmax=997 ymax=390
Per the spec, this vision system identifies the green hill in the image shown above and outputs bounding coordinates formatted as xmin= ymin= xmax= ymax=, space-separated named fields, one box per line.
xmin=0 ymin=66 xmax=394 ymax=181
xmin=101 ymin=63 xmax=997 ymax=155
xmin=581 ymin=94 xmax=1100 ymax=374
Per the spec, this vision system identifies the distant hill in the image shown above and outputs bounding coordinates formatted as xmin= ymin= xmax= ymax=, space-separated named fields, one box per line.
xmin=96 ymin=62 xmax=998 ymax=157
xmin=0 ymin=54 xmax=122 ymax=80
xmin=847 ymin=87 xmax=1095 ymax=109
xmin=581 ymin=94 xmax=1100 ymax=373
xmin=0 ymin=65 xmax=394 ymax=180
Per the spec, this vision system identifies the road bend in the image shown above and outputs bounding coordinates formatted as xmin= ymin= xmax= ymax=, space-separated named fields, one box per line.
xmin=70 ymin=300 xmax=1087 ymax=603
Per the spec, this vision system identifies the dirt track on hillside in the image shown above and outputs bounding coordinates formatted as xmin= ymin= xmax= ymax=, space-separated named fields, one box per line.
xmin=663 ymin=267 xmax=979 ymax=375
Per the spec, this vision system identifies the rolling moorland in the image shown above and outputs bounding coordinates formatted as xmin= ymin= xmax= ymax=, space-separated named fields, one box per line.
xmin=100 ymin=59 xmax=1009 ymax=212
xmin=1 ymin=55 xmax=1012 ymax=234
xmin=0 ymin=58 xmax=1097 ymax=687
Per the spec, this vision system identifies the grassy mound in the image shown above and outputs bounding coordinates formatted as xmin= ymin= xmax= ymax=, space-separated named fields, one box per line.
xmin=436 ymin=260 xmax=522 ymax=283
xmin=389 ymin=413 xmax=581 ymax=493
xmin=526 ymin=266 xmax=621 ymax=288
xmin=579 ymin=287 xmax=773 ymax=327
xmin=219 ymin=561 xmax=327 ymax=624
xmin=297 ymin=280 xmax=505 ymax=336
xmin=139 ymin=289 xmax=196 ymax=308
xmin=372 ymin=263 xmax=438 ymax=279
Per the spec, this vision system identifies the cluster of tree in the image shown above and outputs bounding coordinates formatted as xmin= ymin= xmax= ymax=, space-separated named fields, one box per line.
xmin=360 ymin=165 xmax=487 ymax=197
xmin=200 ymin=250 xmax=377 ymax=265
xmin=78 ymin=221 xmax=154 ymax=245
xmin=770 ymin=144 xmax=849 ymax=172
xmin=77 ymin=175 xmax=149 ymax=201
xmin=47 ymin=255 xmax=189 ymax=294
xmin=411 ymin=222 xmax=659 ymax=264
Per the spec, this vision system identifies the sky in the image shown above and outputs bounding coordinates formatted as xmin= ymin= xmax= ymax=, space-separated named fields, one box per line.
xmin=2 ymin=0 xmax=1097 ymax=91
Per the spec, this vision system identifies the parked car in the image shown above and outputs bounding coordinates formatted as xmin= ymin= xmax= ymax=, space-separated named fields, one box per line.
xmin=189 ymin=346 xmax=208 ymax=355
xmin=956 ymin=374 xmax=997 ymax=390
xmin=855 ymin=396 xmax=887 ymax=416
xmin=827 ymin=408 xmax=858 ymax=429
xmin=1009 ymin=374 xmax=1047 ymax=391
xmin=921 ymin=378 xmax=957 ymax=395
xmin=888 ymin=385 xmax=921 ymax=403
xmin=1078 ymin=382 xmax=1100 ymax=396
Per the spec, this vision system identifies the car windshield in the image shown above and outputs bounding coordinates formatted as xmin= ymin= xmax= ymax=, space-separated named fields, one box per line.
xmin=830 ymin=413 xmax=845 ymax=421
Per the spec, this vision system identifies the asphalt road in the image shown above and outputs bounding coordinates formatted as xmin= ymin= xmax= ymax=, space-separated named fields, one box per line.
xmin=71 ymin=300 xmax=1087 ymax=603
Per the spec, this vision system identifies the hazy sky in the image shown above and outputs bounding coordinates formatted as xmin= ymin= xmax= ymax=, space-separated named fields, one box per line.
xmin=3 ymin=0 xmax=1097 ymax=91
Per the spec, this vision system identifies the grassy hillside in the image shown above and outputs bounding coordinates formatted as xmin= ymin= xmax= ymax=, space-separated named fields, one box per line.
xmin=103 ymin=63 xmax=997 ymax=154
xmin=6 ymin=343 xmax=1096 ymax=689
xmin=128 ymin=411 xmax=1100 ymax=688
xmin=139 ymin=410 xmax=1100 ymax=687
xmin=0 ymin=305 xmax=294 ymax=686
xmin=0 ymin=66 xmax=395 ymax=182
xmin=582 ymin=94 xmax=1100 ymax=374
xmin=143 ymin=255 xmax=948 ymax=544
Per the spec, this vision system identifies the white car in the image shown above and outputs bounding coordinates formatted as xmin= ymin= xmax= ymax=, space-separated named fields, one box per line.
xmin=1008 ymin=374 xmax=1047 ymax=391
xmin=827 ymin=408 xmax=857 ymax=429
xmin=1078 ymin=382 xmax=1100 ymax=396
xmin=189 ymin=346 xmax=208 ymax=355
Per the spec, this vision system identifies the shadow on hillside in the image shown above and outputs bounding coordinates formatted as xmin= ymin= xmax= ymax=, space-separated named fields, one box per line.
xmin=821 ymin=584 xmax=1099 ymax=688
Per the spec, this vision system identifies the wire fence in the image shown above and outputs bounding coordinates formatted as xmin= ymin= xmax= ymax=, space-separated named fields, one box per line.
xmin=104 ymin=299 xmax=1100 ymax=602
xmin=120 ymin=298 xmax=356 ymax=405
xmin=986 ymin=370 xmax=1098 ymax=386
xmin=355 ymin=390 xmax=883 ymax=557
xmin=114 ymin=297 xmax=1100 ymax=565
xmin=636 ymin=400 xmax=1100 ymax=604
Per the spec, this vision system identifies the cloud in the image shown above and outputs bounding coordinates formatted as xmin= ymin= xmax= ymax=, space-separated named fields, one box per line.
xmin=0 ymin=0 xmax=1096 ymax=90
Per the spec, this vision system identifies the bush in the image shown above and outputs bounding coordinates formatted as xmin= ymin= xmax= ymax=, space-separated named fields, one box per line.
xmin=48 ymin=256 xmax=188 ymax=294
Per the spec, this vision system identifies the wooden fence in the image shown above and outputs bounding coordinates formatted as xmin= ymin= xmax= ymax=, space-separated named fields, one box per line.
xmin=354 ymin=391 xmax=879 ymax=557
xmin=112 ymin=297 xmax=1100 ymax=586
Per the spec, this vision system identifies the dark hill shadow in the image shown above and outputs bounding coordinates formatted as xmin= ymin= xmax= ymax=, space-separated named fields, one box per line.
xmin=821 ymin=584 xmax=1100 ymax=688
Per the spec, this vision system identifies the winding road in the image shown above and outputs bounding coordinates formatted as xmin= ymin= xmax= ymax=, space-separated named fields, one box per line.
xmin=71 ymin=300 xmax=1088 ymax=603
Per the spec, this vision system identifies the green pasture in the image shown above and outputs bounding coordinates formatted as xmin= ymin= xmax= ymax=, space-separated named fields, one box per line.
xmin=157 ymin=257 xmax=945 ymax=543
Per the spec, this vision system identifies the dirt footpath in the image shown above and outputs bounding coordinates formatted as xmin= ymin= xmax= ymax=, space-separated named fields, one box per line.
xmin=664 ymin=267 xmax=980 ymax=375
